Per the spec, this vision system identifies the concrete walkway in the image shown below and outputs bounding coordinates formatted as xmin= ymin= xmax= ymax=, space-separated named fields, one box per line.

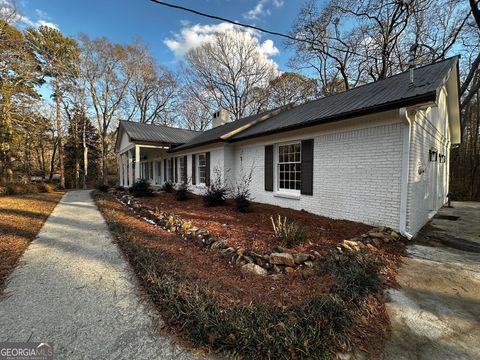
xmin=384 ymin=202 xmax=480 ymax=360
xmin=0 ymin=191 xmax=202 ymax=360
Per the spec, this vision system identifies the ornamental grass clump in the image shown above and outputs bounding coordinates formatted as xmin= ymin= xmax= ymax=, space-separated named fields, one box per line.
xmin=329 ymin=250 xmax=384 ymax=303
xmin=271 ymin=215 xmax=309 ymax=247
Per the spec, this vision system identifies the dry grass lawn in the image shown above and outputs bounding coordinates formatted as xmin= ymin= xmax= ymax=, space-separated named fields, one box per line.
xmin=0 ymin=192 xmax=63 ymax=292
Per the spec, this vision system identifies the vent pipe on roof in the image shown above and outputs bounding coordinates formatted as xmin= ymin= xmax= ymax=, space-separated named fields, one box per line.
xmin=212 ymin=109 xmax=230 ymax=128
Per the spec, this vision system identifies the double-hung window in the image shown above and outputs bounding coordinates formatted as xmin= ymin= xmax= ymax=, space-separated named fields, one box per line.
xmin=278 ymin=143 xmax=301 ymax=192
xmin=198 ymin=153 xmax=206 ymax=184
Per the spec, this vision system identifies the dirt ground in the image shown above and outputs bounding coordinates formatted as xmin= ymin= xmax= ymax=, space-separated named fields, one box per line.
xmin=0 ymin=192 xmax=63 ymax=292
xmin=141 ymin=192 xmax=372 ymax=254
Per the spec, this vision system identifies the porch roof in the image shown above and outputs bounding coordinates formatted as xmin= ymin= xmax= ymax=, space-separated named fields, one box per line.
xmin=117 ymin=120 xmax=200 ymax=149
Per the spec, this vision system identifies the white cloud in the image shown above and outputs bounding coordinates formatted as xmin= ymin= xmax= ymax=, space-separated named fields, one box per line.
xmin=243 ymin=0 xmax=269 ymax=20
xmin=37 ymin=19 xmax=59 ymax=29
xmin=164 ymin=22 xmax=280 ymax=61
xmin=260 ymin=39 xmax=279 ymax=56
xmin=243 ymin=0 xmax=284 ymax=20
xmin=0 ymin=0 xmax=58 ymax=29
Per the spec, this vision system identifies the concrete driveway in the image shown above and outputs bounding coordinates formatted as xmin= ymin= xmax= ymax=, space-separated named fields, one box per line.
xmin=0 ymin=190 xmax=203 ymax=360
xmin=384 ymin=202 xmax=480 ymax=360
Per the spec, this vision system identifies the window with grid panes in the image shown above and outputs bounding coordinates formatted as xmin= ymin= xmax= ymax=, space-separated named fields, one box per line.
xmin=278 ymin=143 xmax=301 ymax=191
xmin=198 ymin=153 xmax=206 ymax=184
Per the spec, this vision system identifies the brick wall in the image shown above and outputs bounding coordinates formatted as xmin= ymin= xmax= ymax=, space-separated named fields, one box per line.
xmin=233 ymin=120 xmax=404 ymax=228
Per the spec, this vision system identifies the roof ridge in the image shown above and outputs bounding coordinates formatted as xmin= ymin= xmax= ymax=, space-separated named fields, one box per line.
xmin=289 ymin=56 xmax=459 ymax=110
xmin=120 ymin=120 xmax=201 ymax=133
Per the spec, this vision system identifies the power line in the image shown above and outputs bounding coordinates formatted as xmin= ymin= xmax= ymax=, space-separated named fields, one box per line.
xmin=148 ymin=0 xmax=370 ymax=58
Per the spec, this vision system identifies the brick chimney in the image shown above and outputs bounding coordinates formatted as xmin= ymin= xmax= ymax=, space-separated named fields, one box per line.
xmin=212 ymin=109 xmax=230 ymax=128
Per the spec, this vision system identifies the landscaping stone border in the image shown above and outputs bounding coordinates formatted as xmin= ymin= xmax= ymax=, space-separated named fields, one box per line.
xmin=109 ymin=189 xmax=400 ymax=276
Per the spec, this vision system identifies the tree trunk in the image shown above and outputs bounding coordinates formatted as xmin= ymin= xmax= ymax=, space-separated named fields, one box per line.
xmin=49 ymin=138 xmax=57 ymax=182
xmin=102 ymin=130 xmax=108 ymax=185
xmin=83 ymin=115 xmax=88 ymax=189
xmin=55 ymin=81 xmax=65 ymax=187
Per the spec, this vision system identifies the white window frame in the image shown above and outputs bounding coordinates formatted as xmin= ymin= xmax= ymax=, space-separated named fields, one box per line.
xmin=197 ymin=153 xmax=206 ymax=185
xmin=276 ymin=141 xmax=301 ymax=194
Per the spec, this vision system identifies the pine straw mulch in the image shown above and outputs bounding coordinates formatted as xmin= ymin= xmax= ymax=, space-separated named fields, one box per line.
xmin=96 ymin=192 xmax=408 ymax=358
xmin=141 ymin=192 xmax=373 ymax=255
xmin=0 ymin=192 xmax=64 ymax=292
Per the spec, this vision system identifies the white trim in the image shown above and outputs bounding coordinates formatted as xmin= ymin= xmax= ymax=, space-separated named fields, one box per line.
xmin=274 ymin=192 xmax=301 ymax=200
xmin=399 ymin=107 xmax=411 ymax=236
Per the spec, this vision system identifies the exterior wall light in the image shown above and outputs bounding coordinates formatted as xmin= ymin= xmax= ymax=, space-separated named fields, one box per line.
xmin=429 ymin=149 xmax=437 ymax=162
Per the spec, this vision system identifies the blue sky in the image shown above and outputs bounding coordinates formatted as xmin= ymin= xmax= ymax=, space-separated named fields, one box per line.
xmin=12 ymin=0 xmax=304 ymax=72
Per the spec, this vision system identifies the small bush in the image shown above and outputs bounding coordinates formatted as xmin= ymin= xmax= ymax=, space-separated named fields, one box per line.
xmin=129 ymin=179 xmax=153 ymax=197
xmin=203 ymin=168 xmax=229 ymax=207
xmin=4 ymin=182 xmax=39 ymax=195
xmin=37 ymin=182 xmax=56 ymax=193
xmin=271 ymin=215 xmax=309 ymax=247
xmin=115 ymin=185 xmax=125 ymax=191
xmin=96 ymin=184 xmax=110 ymax=192
xmin=329 ymin=250 xmax=384 ymax=302
xmin=160 ymin=181 xmax=174 ymax=193
xmin=175 ymin=181 xmax=189 ymax=201
xmin=232 ymin=167 xmax=254 ymax=213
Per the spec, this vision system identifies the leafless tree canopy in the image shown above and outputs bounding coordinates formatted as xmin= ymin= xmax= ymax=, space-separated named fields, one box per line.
xmin=184 ymin=31 xmax=278 ymax=120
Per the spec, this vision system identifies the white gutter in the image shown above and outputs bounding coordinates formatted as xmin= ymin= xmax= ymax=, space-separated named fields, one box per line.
xmin=399 ymin=107 xmax=414 ymax=240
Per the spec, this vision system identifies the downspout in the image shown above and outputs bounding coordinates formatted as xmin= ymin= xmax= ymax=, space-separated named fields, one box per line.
xmin=399 ymin=107 xmax=414 ymax=240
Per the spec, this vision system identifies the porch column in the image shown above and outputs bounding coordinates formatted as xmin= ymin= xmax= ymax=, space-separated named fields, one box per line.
xmin=152 ymin=159 xmax=157 ymax=185
xmin=128 ymin=150 xmax=133 ymax=186
xmin=135 ymin=145 xmax=141 ymax=181
xmin=122 ymin=153 xmax=128 ymax=186
xmin=118 ymin=155 xmax=124 ymax=186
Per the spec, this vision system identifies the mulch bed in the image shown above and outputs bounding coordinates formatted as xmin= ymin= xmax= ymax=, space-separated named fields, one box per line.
xmin=141 ymin=192 xmax=373 ymax=255
xmin=0 ymin=192 xmax=64 ymax=292
xmin=96 ymin=191 xmax=408 ymax=358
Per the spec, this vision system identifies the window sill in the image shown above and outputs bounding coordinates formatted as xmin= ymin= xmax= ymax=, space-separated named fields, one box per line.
xmin=274 ymin=192 xmax=301 ymax=200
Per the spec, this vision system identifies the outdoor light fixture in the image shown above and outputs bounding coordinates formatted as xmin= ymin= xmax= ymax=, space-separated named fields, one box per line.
xmin=439 ymin=154 xmax=446 ymax=163
xmin=429 ymin=149 xmax=438 ymax=162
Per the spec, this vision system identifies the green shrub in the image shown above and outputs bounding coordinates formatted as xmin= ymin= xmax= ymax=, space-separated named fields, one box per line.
xmin=96 ymin=184 xmax=110 ymax=192
xmin=37 ymin=182 xmax=56 ymax=193
xmin=160 ymin=180 xmax=174 ymax=193
xmin=271 ymin=215 xmax=309 ymax=247
xmin=203 ymin=168 xmax=229 ymax=207
xmin=175 ymin=181 xmax=189 ymax=201
xmin=329 ymin=250 xmax=384 ymax=302
xmin=129 ymin=179 xmax=153 ymax=197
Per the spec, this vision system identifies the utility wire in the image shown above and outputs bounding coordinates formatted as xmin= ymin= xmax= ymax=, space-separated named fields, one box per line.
xmin=148 ymin=0 xmax=370 ymax=58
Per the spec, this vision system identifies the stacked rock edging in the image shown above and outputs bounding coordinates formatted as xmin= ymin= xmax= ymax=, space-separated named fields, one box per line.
xmin=108 ymin=189 xmax=402 ymax=277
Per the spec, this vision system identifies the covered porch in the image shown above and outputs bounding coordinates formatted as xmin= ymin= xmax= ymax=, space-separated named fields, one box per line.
xmin=117 ymin=144 xmax=170 ymax=188
xmin=115 ymin=120 xmax=200 ymax=188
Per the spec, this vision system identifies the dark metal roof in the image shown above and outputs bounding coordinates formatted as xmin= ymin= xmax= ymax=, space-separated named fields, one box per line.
xmin=119 ymin=120 xmax=200 ymax=145
xmin=171 ymin=57 xmax=458 ymax=152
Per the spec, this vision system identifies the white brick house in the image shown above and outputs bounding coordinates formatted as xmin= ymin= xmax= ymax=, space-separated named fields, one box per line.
xmin=115 ymin=57 xmax=461 ymax=238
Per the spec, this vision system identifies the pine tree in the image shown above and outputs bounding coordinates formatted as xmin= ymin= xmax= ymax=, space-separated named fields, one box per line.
xmin=64 ymin=109 xmax=100 ymax=189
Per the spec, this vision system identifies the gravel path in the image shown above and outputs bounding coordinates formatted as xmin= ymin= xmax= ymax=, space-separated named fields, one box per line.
xmin=0 ymin=190 xmax=203 ymax=360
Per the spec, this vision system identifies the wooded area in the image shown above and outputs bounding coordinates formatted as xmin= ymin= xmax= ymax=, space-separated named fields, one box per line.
xmin=0 ymin=0 xmax=479 ymax=199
